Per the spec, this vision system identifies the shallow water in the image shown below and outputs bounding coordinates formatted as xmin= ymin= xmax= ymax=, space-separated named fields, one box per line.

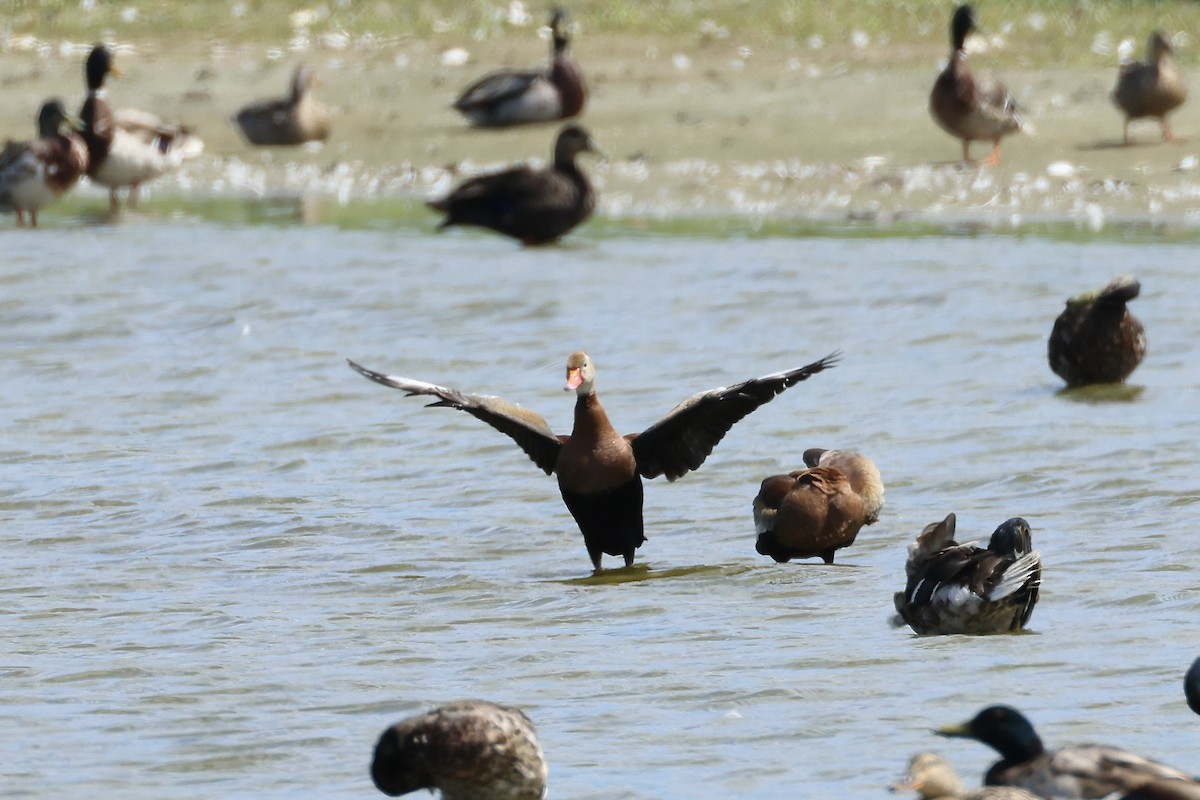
xmin=2 ymin=222 xmax=1198 ymax=799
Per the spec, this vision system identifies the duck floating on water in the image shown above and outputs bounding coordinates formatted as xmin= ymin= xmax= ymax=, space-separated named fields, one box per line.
xmin=1186 ymin=656 xmax=1200 ymax=717
xmin=454 ymin=7 xmax=585 ymax=128
xmin=233 ymin=64 xmax=331 ymax=146
xmin=371 ymin=700 xmax=547 ymax=800
xmin=892 ymin=752 xmax=1043 ymax=800
xmin=347 ymin=350 xmax=837 ymax=571
xmin=1048 ymin=274 xmax=1146 ymax=388
xmin=0 ymin=99 xmax=88 ymax=227
xmin=893 ymin=514 xmax=1041 ymax=635
xmin=428 ymin=124 xmax=599 ymax=245
xmin=1112 ymin=31 xmax=1187 ymax=146
xmin=930 ymin=5 xmax=1027 ymax=166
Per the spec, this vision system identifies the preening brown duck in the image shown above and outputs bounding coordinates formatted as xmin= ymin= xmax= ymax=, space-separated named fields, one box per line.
xmin=1112 ymin=31 xmax=1187 ymax=146
xmin=892 ymin=752 xmax=1042 ymax=800
xmin=454 ymin=7 xmax=585 ymax=128
xmin=752 ymin=448 xmax=883 ymax=564
xmin=0 ymin=99 xmax=88 ymax=227
xmin=233 ymin=65 xmax=331 ymax=146
xmin=348 ymin=351 xmax=838 ymax=571
xmin=1048 ymin=274 xmax=1146 ymax=388
xmin=930 ymin=5 xmax=1027 ymax=166
xmin=371 ymin=700 xmax=547 ymax=800
xmin=428 ymin=124 xmax=598 ymax=245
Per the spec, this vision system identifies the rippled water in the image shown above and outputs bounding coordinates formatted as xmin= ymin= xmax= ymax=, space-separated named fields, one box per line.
xmin=3 ymin=222 xmax=1198 ymax=799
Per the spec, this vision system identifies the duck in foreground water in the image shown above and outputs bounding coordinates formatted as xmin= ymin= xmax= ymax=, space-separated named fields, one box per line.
xmin=1186 ymin=656 xmax=1200 ymax=717
xmin=233 ymin=64 xmax=331 ymax=146
xmin=371 ymin=700 xmax=547 ymax=800
xmin=930 ymin=5 xmax=1028 ymax=166
xmin=79 ymin=44 xmax=204 ymax=210
xmin=348 ymin=350 xmax=837 ymax=571
xmin=428 ymin=124 xmax=598 ymax=245
xmin=1112 ymin=31 xmax=1187 ymax=145
xmin=1048 ymin=274 xmax=1146 ymax=388
xmin=892 ymin=752 xmax=1042 ymax=800
xmin=892 ymin=514 xmax=1040 ymax=635
xmin=937 ymin=706 xmax=1200 ymax=799
xmin=753 ymin=448 xmax=884 ymax=564
xmin=453 ymin=7 xmax=585 ymax=128
xmin=0 ymin=99 xmax=89 ymax=227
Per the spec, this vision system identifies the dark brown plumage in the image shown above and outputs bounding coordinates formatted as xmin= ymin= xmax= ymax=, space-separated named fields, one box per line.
xmin=1112 ymin=31 xmax=1187 ymax=145
xmin=1048 ymin=274 xmax=1146 ymax=388
xmin=428 ymin=124 xmax=597 ymax=245
xmin=347 ymin=350 xmax=838 ymax=571
xmin=234 ymin=65 xmax=331 ymax=146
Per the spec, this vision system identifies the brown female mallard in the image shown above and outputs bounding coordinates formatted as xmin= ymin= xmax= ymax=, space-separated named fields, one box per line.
xmin=893 ymin=752 xmax=1043 ymax=800
xmin=1048 ymin=274 xmax=1146 ymax=388
xmin=0 ymin=99 xmax=88 ymax=227
xmin=233 ymin=65 xmax=331 ymax=146
xmin=1112 ymin=31 xmax=1187 ymax=145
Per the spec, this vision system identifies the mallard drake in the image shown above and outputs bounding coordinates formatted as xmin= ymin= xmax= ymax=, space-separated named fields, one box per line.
xmin=79 ymin=44 xmax=204 ymax=210
xmin=892 ymin=752 xmax=1043 ymax=800
xmin=936 ymin=706 xmax=1200 ymax=799
xmin=1048 ymin=274 xmax=1146 ymax=388
xmin=371 ymin=700 xmax=547 ymax=800
xmin=753 ymin=449 xmax=883 ymax=564
xmin=1112 ymin=32 xmax=1187 ymax=145
xmin=893 ymin=514 xmax=1041 ymax=635
xmin=347 ymin=351 xmax=837 ymax=571
xmin=930 ymin=5 xmax=1027 ymax=166
xmin=0 ymin=99 xmax=88 ymax=227
xmin=1186 ymin=656 xmax=1200 ymax=716
xmin=454 ymin=7 xmax=585 ymax=128
xmin=427 ymin=124 xmax=598 ymax=245
xmin=233 ymin=65 xmax=331 ymax=146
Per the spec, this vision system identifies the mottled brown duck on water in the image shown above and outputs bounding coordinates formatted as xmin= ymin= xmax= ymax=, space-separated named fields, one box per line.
xmin=1048 ymin=274 xmax=1146 ymax=388
xmin=892 ymin=752 xmax=1042 ymax=800
xmin=753 ymin=448 xmax=883 ymax=564
xmin=893 ymin=514 xmax=1041 ymax=635
xmin=427 ymin=124 xmax=598 ymax=245
xmin=930 ymin=5 xmax=1027 ymax=166
xmin=454 ymin=7 xmax=585 ymax=128
xmin=233 ymin=64 xmax=331 ymax=146
xmin=0 ymin=99 xmax=88 ymax=227
xmin=371 ymin=700 xmax=547 ymax=800
xmin=1112 ymin=31 xmax=1187 ymax=145
xmin=348 ymin=350 xmax=838 ymax=571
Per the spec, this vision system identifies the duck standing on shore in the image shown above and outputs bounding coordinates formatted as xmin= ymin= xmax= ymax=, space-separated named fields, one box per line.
xmin=0 ymin=99 xmax=89 ymax=227
xmin=1112 ymin=31 xmax=1187 ymax=145
xmin=233 ymin=65 xmax=331 ymax=146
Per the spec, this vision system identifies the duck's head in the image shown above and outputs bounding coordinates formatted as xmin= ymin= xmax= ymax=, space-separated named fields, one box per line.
xmin=370 ymin=724 xmax=433 ymax=797
xmin=85 ymin=44 xmax=120 ymax=91
xmin=37 ymin=99 xmax=81 ymax=137
xmin=554 ymin=124 xmax=600 ymax=163
xmin=936 ymin=705 xmax=1045 ymax=762
xmin=1067 ymin=274 xmax=1140 ymax=309
xmin=291 ymin=64 xmax=319 ymax=99
xmin=949 ymin=5 xmax=978 ymax=51
xmin=564 ymin=351 xmax=596 ymax=396
xmin=550 ymin=7 xmax=571 ymax=52
xmin=988 ymin=517 xmax=1032 ymax=556
xmin=802 ymin=448 xmax=828 ymax=468
xmin=1186 ymin=656 xmax=1200 ymax=716
xmin=891 ymin=752 xmax=965 ymax=799
xmin=1148 ymin=31 xmax=1174 ymax=62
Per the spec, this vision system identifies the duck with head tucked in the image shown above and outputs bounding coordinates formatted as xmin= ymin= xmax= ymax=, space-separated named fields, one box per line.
xmin=347 ymin=350 xmax=837 ymax=571
xmin=233 ymin=64 xmax=331 ymax=146
xmin=893 ymin=752 xmax=1043 ymax=800
xmin=930 ymin=5 xmax=1027 ymax=166
xmin=0 ymin=99 xmax=89 ymax=227
xmin=1113 ymin=31 xmax=1187 ymax=146
xmin=893 ymin=514 xmax=1040 ymax=635
xmin=371 ymin=700 xmax=547 ymax=800
xmin=454 ymin=7 xmax=585 ymax=128
xmin=1048 ymin=274 xmax=1146 ymax=388
xmin=428 ymin=124 xmax=599 ymax=245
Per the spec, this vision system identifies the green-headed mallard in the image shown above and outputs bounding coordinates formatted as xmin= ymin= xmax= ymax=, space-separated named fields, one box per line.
xmin=454 ymin=8 xmax=585 ymax=128
xmin=936 ymin=706 xmax=1200 ymax=799
xmin=79 ymin=44 xmax=204 ymax=210
xmin=753 ymin=448 xmax=883 ymax=564
xmin=893 ymin=514 xmax=1040 ymax=635
xmin=0 ymin=99 xmax=88 ymax=227
xmin=347 ymin=351 xmax=836 ymax=571
xmin=427 ymin=124 xmax=599 ymax=245
xmin=930 ymin=5 xmax=1027 ymax=166
xmin=371 ymin=700 xmax=547 ymax=800
xmin=1112 ymin=31 xmax=1187 ymax=145
xmin=1048 ymin=274 xmax=1146 ymax=388
xmin=893 ymin=752 xmax=1044 ymax=800
xmin=233 ymin=65 xmax=331 ymax=146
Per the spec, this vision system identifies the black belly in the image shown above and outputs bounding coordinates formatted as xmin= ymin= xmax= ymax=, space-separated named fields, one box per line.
xmin=559 ymin=476 xmax=645 ymax=569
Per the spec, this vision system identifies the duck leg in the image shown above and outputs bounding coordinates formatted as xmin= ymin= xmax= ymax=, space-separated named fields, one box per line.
xmin=961 ymin=139 xmax=972 ymax=164
xmin=1161 ymin=117 xmax=1177 ymax=142
xmin=29 ymin=210 xmax=38 ymax=228
xmin=109 ymin=188 xmax=120 ymax=211
xmin=15 ymin=208 xmax=27 ymax=227
xmin=981 ymin=139 xmax=1002 ymax=167
xmin=1123 ymin=118 xmax=1133 ymax=146
xmin=128 ymin=183 xmax=141 ymax=209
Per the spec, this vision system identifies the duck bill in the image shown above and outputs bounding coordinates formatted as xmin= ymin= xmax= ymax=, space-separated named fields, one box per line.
xmin=934 ymin=721 xmax=972 ymax=738
xmin=564 ymin=367 xmax=582 ymax=391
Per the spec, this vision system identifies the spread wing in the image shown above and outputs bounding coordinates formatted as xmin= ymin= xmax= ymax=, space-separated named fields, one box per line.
xmin=455 ymin=69 xmax=544 ymax=111
xmin=630 ymin=352 xmax=838 ymax=481
xmin=347 ymin=359 xmax=564 ymax=475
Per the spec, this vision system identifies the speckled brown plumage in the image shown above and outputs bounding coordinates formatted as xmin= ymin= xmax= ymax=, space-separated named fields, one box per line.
xmin=0 ymin=99 xmax=88 ymax=227
xmin=893 ymin=752 xmax=1043 ymax=800
xmin=1112 ymin=31 xmax=1187 ymax=145
xmin=1048 ymin=274 xmax=1146 ymax=388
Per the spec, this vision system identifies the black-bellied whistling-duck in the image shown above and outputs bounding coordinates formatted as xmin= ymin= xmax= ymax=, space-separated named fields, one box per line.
xmin=348 ymin=350 xmax=837 ymax=571
xmin=1112 ymin=31 xmax=1187 ymax=145
xmin=428 ymin=124 xmax=598 ymax=245
xmin=233 ymin=64 xmax=331 ymax=146
xmin=0 ymin=99 xmax=88 ymax=228
xmin=454 ymin=7 xmax=585 ymax=128
xmin=892 ymin=752 xmax=1042 ymax=800
xmin=929 ymin=5 xmax=1027 ymax=166
xmin=893 ymin=515 xmax=1041 ymax=635
xmin=1048 ymin=274 xmax=1146 ymax=388
xmin=79 ymin=44 xmax=204 ymax=211
xmin=371 ymin=700 xmax=547 ymax=800
xmin=936 ymin=706 xmax=1200 ymax=799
